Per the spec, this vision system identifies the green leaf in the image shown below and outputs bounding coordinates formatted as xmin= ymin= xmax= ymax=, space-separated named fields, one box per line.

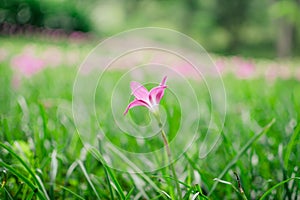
xmin=0 ymin=160 xmax=46 ymax=200
xmin=59 ymin=185 xmax=85 ymax=200
xmin=0 ymin=142 xmax=49 ymax=200
xmin=208 ymin=118 xmax=276 ymax=195
xmin=259 ymin=177 xmax=300 ymax=200
xmin=77 ymin=160 xmax=101 ymax=200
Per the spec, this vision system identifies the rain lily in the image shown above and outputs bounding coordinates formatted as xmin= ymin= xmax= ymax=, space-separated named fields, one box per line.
xmin=124 ymin=76 xmax=182 ymax=197
xmin=124 ymin=76 xmax=167 ymax=115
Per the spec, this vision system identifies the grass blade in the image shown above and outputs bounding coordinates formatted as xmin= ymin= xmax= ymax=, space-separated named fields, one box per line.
xmin=183 ymin=186 xmax=194 ymax=200
xmin=161 ymin=190 xmax=172 ymax=199
xmin=62 ymin=161 xmax=78 ymax=199
xmin=0 ymin=160 xmax=46 ymax=200
xmin=151 ymin=174 xmax=191 ymax=189
xmin=213 ymin=178 xmax=240 ymax=195
xmin=259 ymin=177 xmax=300 ymax=200
xmin=13 ymin=182 xmax=24 ymax=198
xmin=103 ymin=164 xmax=114 ymax=199
xmin=59 ymin=185 xmax=85 ymax=200
xmin=91 ymin=144 xmax=163 ymax=196
xmin=125 ymin=187 xmax=135 ymax=200
xmin=0 ymin=142 xmax=50 ymax=200
xmin=191 ymin=192 xmax=199 ymax=200
xmin=49 ymin=150 xmax=58 ymax=200
xmin=3 ymin=187 xmax=14 ymax=200
xmin=103 ymin=163 xmax=126 ymax=199
xmin=26 ymin=191 xmax=35 ymax=200
xmin=208 ymin=118 xmax=275 ymax=196
xmin=77 ymin=160 xmax=101 ymax=200
xmin=35 ymin=173 xmax=50 ymax=200
xmin=284 ymin=123 xmax=300 ymax=169
xmin=89 ymin=146 xmax=132 ymax=199
xmin=194 ymin=184 xmax=209 ymax=200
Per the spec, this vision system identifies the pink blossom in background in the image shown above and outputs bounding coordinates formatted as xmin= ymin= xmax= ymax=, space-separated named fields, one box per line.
xmin=11 ymin=52 xmax=45 ymax=77
xmin=233 ymin=57 xmax=255 ymax=79
xmin=215 ymin=59 xmax=226 ymax=73
xmin=69 ymin=31 xmax=88 ymax=42
xmin=265 ymin=64 xmax=278 ymax=82
xmin=174 ymin=62 xmax=194 ymax=77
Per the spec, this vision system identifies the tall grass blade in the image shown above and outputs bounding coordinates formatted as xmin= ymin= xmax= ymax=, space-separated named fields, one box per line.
xmin=62 ymin=161 xmax=78 ymax=199
xmin=0 ymin=142 xmax=50 ymax=200
xmin=125 ymin=187 xmax=135 ymax=200
xmin=284 ymin=124 xmax=300 ymax=169
xmin=3 ymin=187 xmax=14 ymax=200
xmin=0 ymin=160 xmax=46 ymax=200
xmin=59 ymin=185 xmax=85 ymax=200
xmin=49 ymin=150 xmax=58 ymax=200
xmin=26 ymin=191 xmax=35 ymax=200
xmin=259 ymin=177 xmax=300 ymax=199
xmin=77 ymin=160 xmax=101 ymax=200
xmin=191 ymin=192 xmax=199 ymax=200
xmin=94 ymin=144 xmax=162 ymax=194
xmin=208 ymin=118 xmax=275 ymax=196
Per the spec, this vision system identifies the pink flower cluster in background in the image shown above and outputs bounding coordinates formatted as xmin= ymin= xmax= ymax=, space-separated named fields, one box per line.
xmin=8 ymin=45 xmax=82 ymax=78
xmin=214 ymin=56 xmax=299 ymax=81
xmin=11 ymin=51 xmax=45 ymax=77
xmin=2 ymin=40 xmax=299 ymax=87
xmin=2 ymin=44 xmax=83 ymax=89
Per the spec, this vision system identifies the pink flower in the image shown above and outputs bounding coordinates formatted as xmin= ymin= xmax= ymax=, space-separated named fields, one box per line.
xmin=124 ymin=76 xmax=167 ymax=115
xmin=233 ymin=57 xmax=255 ymax=79
xmin=11 ymin=52 xmax=45 ymax=77
xmin=215 ymin=59 xmax=226 ymax=73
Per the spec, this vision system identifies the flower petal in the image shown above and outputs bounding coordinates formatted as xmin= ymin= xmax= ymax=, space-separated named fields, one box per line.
xmin=130 ymin=81 xmax=149 ymax=101
xmin=160 ymin=76 xmax=167 ymax=86
xmin=123 ymin=99 xmax=150 ymax=115
xmin=149 ymin=76 xmax=167 ymax=105
xmin=149 ymin=85 xmax=167 ymax=105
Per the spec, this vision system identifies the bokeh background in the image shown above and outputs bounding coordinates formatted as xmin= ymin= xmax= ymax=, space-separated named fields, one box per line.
xmin=1 ymin=0 xmax=300 ymax=199
xmin=1 ymin=0 xmax=300 ymax=58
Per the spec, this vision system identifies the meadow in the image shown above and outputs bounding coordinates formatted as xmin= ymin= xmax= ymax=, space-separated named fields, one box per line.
xmin=0 ymin=36 xmax=299 ymax=199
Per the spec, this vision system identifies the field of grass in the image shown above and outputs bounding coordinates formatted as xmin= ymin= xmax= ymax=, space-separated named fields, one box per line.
xmin=0 ymin=37 xmax=299 ymax=199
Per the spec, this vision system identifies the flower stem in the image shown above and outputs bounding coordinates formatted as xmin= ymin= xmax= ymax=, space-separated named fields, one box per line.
xmin=154 ymin=112 xmax=182 ymax=199
xmin=161 ymin=129 xmax=182 ymax=199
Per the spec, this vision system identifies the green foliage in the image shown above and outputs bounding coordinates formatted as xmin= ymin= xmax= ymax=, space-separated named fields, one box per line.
xmin=270 ymin=0 xmax=300 ymax=25
xmin=0 ymin=0 xmax=92 ymax=32
xmin=1 ymin=0 xmax=300 ymax=57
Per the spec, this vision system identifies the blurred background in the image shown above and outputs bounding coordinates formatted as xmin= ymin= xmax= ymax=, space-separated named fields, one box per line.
xmin=1 ymin=1 xmax=300 ymax=199
xmin=1 ymin=0 xmax=300 ymax=58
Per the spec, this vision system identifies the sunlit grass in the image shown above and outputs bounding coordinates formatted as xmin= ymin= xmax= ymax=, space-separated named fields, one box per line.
xmin=0 ymin=38 xmax=299 ymax=199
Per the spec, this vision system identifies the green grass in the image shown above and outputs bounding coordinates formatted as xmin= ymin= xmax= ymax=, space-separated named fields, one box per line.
xmin=0 ymin=38 xmax=300 ymax=199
